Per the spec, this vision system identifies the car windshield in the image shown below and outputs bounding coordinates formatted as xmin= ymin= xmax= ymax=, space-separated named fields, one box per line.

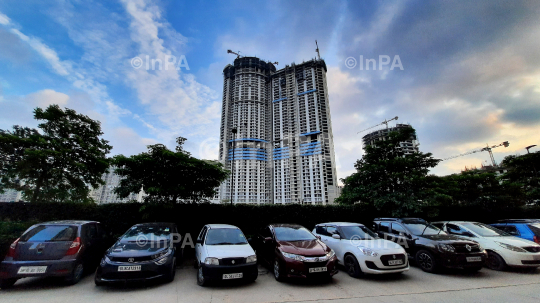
xmin=274 ymin=227 xmax=316 ymax=241
xmin=205 ymin=228 xmax=248 ymax=245
xmin=461 ymin=222 xmax=510 ymax=237
xmin=122 ymin=225 xmax=171 ymax=242
xmin=20 ymin=225 xmax=78 ymax=242
xmin=340 ymin=225 xmax=378 ymax=240
xmin=402 ymin=222 xmax=446 ymax=236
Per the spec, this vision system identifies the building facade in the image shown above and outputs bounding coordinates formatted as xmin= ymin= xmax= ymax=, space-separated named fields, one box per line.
xmin=89 ymin=168 xmax=143 ymax=204
xmin=0 ymin=188 xmax=22 ymax=202
xmin=217 ymin=57 xmax=338 ymax=205
xmin=362 ymin=124 xmax=420 ymax=155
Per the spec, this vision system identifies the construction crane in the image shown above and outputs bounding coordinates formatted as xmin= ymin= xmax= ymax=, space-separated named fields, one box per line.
xmin=227 ymin=50 xmax=278 ymax=65
xmin=442 ymin=141 xmax=510 ymax=166
xmin=315 ymin=40 xmax=321 ymax=60
xmin=357 ymin=116 xmax=399 ymax=135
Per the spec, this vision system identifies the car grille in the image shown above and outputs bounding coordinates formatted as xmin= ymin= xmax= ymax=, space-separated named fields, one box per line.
xmin=380 ymin=254 xmax=406 ymax=266
xmin=303 ymin=261 xmax=328 ymax=269
xmin=452 ymin=244 xmax=481 ymax=253
xmin=523 ymin=246 xmax=540 ymax=253
xmin=109 ymin=255 xmax=154 ymax=263
xmin=219 ymin=257 xmax=246 ymax=265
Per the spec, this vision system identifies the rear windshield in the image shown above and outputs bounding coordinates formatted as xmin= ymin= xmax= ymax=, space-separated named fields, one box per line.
xmin=20 ymin=225 xmax=78 ymax=242
xmin=528 ymin=224 xmax=540 ymax=236
xmin=122 ymin=225 xmax=171 ymax=242
xmin=205 ymin=228 xmax=248 ymax=245
xmin=274 ymin=227 xmax=317 ymax=241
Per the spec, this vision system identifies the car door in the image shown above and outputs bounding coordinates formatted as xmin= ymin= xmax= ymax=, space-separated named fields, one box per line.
xmin=195 ymin=226 xmax=208 ymax=265
xmin=325 ymin=226 xmax=344 ymax=261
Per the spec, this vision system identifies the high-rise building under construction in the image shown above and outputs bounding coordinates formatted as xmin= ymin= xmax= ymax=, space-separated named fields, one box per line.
xmin=217 ymin=56 xmax=338 ymax=205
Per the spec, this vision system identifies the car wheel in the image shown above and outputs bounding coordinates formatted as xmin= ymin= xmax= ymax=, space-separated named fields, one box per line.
xmin=196 ymin=265 xmax=207 ymax=286
xmin=0 ymin=278 xmax=18 ymax=289
xmin=416 ymin=250 xmax=437 ymax=273
xmin=65 ymin=263 xmax=84 ymax=285
xmin=164 ymin=258 xmax=176 ymax=283
xmin=273 ymin=259 xmax=284 ymax=282
xmin=486 ymin=251 xmax=506 ymax=271
xmin=344 ymin=255 xmax=363 ymax=278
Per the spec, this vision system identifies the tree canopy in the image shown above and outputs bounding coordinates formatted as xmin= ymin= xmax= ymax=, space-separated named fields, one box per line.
xmin=111 ymin=137 xmax=228 ymax=204
xmin=499 ymin=152 xmax=540 ymax=205
xmin=0 ymin=105 xmax=111 ymax=203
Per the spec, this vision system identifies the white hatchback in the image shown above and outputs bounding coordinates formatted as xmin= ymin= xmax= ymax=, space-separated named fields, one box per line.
xmin=433 ymin=221 xmax=540 ymax=271
xmin=313 ymin=222 xmax=409 ymax=277
xmin=195 ymin=224 xmax=258 ymax=286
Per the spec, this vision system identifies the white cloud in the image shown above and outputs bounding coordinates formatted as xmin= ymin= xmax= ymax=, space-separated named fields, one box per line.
xmin=0 ymin=12 xmax=10 ymax=25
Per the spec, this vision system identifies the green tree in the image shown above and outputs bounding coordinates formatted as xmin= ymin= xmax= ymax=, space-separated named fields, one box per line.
xmin=0 ymin=105 xmax=111 ymax=203
xmin=500 ymin=152 xmax=540 ymax=205
xmin=111 ymin=137 xmax=228 ymax=204
xmin=336 ymin=127 xmax=441 ymax=216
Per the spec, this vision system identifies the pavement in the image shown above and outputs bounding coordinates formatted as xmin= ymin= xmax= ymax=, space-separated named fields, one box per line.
xmin=1 ymin=260 xmax=540 ymax=303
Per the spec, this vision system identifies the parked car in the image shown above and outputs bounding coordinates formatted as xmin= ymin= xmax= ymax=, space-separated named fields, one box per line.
xmin=433 ymin=221 xmax=540 ymax=271
xmin=491 ymin=220 xmax=540 ymax=244
xmin=0 ymin=220 xmax=108 ymax=288
xmin=95 ymin=222 xmax=180 ymax=285
xmin=195 ymin=224 xmax=257 ymax=286
xmin=312 ymin=222 xmax=409 ymax=277
xmin=252 ymin=224 xmax=338 ymax=281
xmin=372 ymin=218 xmax=487 ymax=273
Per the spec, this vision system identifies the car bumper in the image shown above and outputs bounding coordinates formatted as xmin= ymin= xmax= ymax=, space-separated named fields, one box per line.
xmin=436 ymin=251 xmax=487 ymax=268
xmin=200 ymin=263 xmax=258 ymax=281
xmin=281 ymin=256 xmax=339 ymax=279
xmin=0 ymin=259 xmax=78 ymax=280
xmin=495 ymin=250 xmax=540 ymax=267
xmin=357 ymin=252 xmax=409 ymax=274
xmin=95 ymin=256 xmax=174 ymax=284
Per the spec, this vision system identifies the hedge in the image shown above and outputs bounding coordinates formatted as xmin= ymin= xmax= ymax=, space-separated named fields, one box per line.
xmin=1 ymin=202 xmax=540 ymax=262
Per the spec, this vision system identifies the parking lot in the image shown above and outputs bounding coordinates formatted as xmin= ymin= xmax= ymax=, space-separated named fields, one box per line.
xmin=2 ymin=260 xmax=540 ymax=303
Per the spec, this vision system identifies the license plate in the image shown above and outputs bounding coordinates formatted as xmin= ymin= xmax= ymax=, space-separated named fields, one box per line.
xmin=223 ymin=273 xmax=243 ymax=279
xmin=466 ymin=257 xmax=482 ymax=262
xmin=533 ymin=255 xmax=540 ymax=260
xmin=309 ymin=267 xmax=328 ymax=273
xmin=118 ymin=266 xmax=141 ymax=272
xmin=388 ymin=260 xmax=404 ymax=266
xmin=18 ymin=266 xmax=47 ymax=274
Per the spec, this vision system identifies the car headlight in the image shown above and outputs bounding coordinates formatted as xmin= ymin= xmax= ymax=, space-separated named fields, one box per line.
xmin=326 ymin=250 xmax=335 ymax=259
xmin=246 ymin=255 xmax=257 ymax=264
xmin=438 ymin=244 xmax=455 ymax=253
xmin=357 ymin=246 xmax=378 ymax=257
xmin=281 ymin=251 xmax=306 ymax=261
xmin=100 ymin=256 xmax=110 ymax=266
xmin=204 ymin=257 xmax=219 ymax=265
xmin=496 ymin=242 xmax=527 ymax=252
xmin=152 ymin=249 xmax=171 ymax=260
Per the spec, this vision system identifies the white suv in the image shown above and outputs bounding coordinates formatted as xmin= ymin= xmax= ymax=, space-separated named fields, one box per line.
xmin=313 ymin=222 xmax=409 ymax=277
xmin=195 ymin=224 xmax=258 ymax=286
xmin=433 ymin=221 xmax=540 ymax=271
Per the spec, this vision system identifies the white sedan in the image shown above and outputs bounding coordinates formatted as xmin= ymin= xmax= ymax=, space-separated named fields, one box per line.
xmin=313 ymin=222 xmax=409 ymax=277
xmin=433 ymin=221 xmax=540 ymax=271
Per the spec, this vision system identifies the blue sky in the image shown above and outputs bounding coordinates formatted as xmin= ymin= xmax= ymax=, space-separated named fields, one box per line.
xmin=1 ymin=0 xmax=540 ymax=183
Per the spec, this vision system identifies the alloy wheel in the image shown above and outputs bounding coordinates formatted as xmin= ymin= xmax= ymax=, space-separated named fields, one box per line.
xmin=418 ymin=252 xmax=433 ymax=270
xmin=345 ymin=257 xmax=356 ymax=276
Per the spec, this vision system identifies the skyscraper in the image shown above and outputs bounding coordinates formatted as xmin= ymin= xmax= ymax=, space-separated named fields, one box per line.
xmin=362 ymin=124 xmax=420 ymax=155
xmin=217 ymin=56 xmax=338 ymax=205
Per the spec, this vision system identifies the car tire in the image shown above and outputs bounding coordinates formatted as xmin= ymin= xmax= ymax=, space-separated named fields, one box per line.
xmin=65 ymin=262 xmax=84 ymax=285
xmin=486 ymin=251 xmax=506 ymax=271
xmin=164 ymin=258 xmax=176 ymax=283
xmin=0 ymin=278 xmax=18 ymax=289
xmin=273 ymin=259 xmax=285 ymax=282
xmin=344 ymin=254 xmax=363 ymax=278
xmin=416 ymin=250 xmax=438 ymax=273
xmin=196 ymin=264 xmax=207 ymax=286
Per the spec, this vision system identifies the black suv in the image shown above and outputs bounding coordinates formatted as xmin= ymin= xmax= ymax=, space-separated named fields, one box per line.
xmin=373 ymin=218 xmax=487 ymax=273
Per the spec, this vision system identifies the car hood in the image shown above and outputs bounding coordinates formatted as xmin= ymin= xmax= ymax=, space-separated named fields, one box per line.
xmin=489 ymin=236 xmax=539 ymax=247
xmin=107 ymin=241 xmax=169 ymax=257
xmin=278 ymin=239 xmax=328 ymax=256
xmin=355 ymin=239 xmax=404 ymax=251
xmin=204 ymin=244 xmax=255 ymax=259
xmin=420 ymin=234 xmax=478 ymax=244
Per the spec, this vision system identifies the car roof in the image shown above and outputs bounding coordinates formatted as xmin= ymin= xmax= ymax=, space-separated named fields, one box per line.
xmin=316 ymin=222 xmax=365 ymax=227
xmin=40 ymin=220 xmax=98 ymax=225
xmin=133 ymin=222 xmax=176 ymax=227
xmin=207 ymin=224 xmax=239 ymax=229
xmin=270 ymin=223 xmax=305 ymax=229
xmin=495 ymin=219 xmax=540 ymax=223
xmin=432 ymin=221 xmax=477 ymax=224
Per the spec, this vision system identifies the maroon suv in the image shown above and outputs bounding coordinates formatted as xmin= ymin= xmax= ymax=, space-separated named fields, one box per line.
xmin=253 ymin=224 xmax=338 ymax=281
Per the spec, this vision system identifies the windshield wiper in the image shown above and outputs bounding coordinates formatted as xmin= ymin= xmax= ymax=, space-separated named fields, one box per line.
xmin=420 ymin=224 xmax=430 ymax=236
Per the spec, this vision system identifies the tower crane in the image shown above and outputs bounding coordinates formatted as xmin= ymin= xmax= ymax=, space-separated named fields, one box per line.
xmin=357 ymin=116 xmax=399 ymax=135
xmin=442 ymin=141 xmax=510 ymax=166
xmin=227 ymin=50 xmax=278 ymax=65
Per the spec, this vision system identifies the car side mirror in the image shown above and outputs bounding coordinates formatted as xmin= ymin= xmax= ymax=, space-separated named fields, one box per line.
xmin=332 ymin=234 xmax=341 ymax=239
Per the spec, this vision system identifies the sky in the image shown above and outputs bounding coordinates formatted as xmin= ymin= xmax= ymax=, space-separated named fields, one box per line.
xmin=1 ymin=0 xmax=539 ymax=184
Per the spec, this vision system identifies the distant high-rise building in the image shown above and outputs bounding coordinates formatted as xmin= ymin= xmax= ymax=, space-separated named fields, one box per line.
xmin=89 ymin=167 xmax=143 ymax=204
xmin=362 ymin=124 xmax=420 ymax=154
xmin=217 ymin=57 xmax=338 ymax=205
xmin=0 ymin=187 xmax=22 ymax=202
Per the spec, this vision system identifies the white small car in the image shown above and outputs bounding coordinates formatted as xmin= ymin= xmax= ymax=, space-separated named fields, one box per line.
xmin=195 ymin=224 xmax=258 ymax=286
xmin=433 ymin=221 xmax=540 ymax=271
xmin=313 ymin=222 xmax=409 ymax=277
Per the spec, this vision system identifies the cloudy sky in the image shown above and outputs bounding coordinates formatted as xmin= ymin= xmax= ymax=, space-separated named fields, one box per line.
xmin=1 ymin=0 xmax=539 ymax=183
